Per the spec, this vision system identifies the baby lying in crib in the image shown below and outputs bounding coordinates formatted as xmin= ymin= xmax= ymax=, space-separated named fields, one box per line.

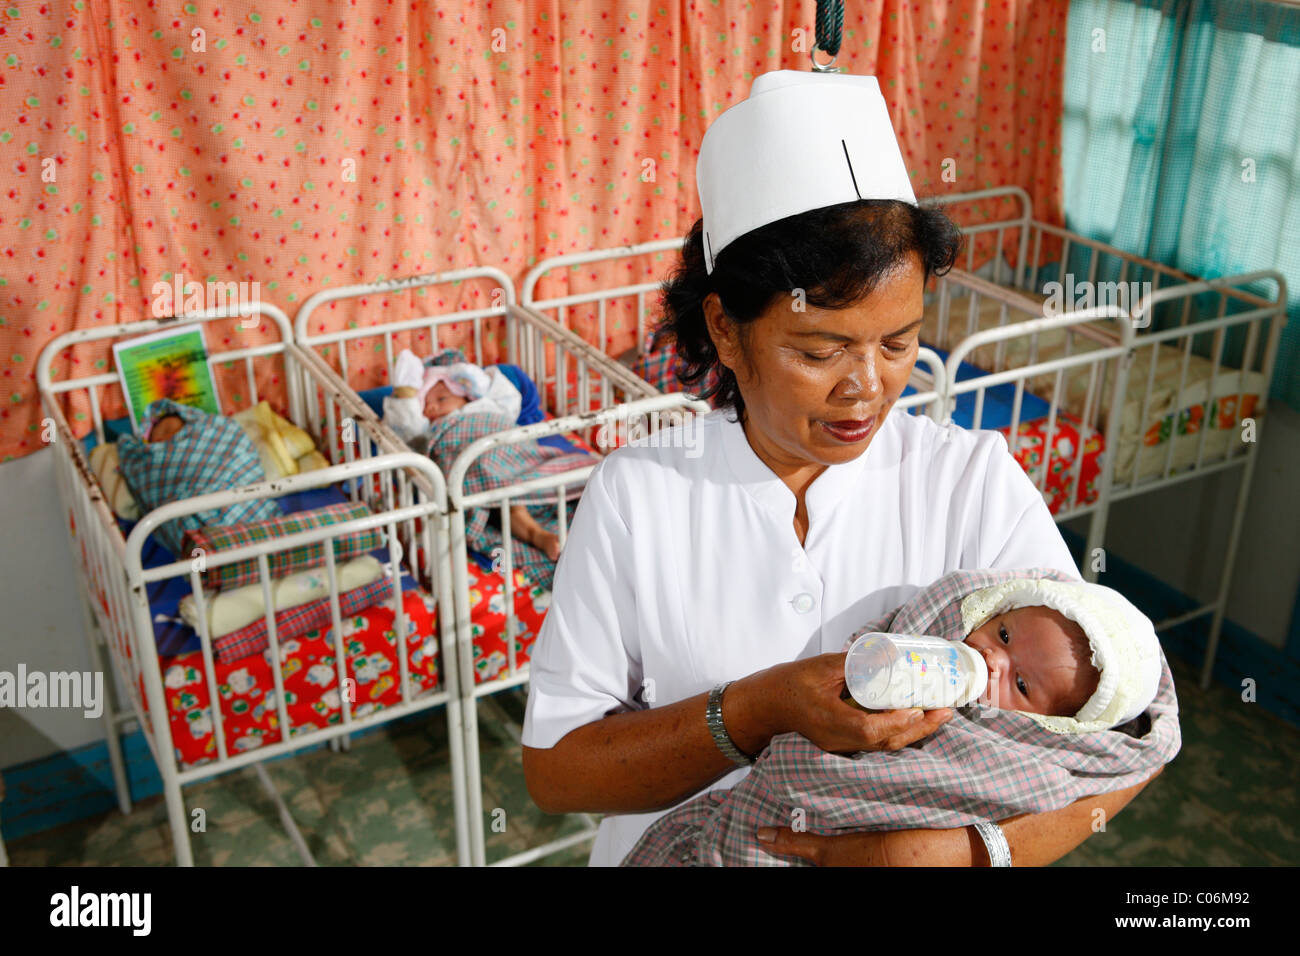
xmin=382 ymin=349 xmax=592 ymax=589
xmin=622 ymin=567 xmax=1179 ymax=866
xmin=116 ymin=399 xmax=282 ymax=556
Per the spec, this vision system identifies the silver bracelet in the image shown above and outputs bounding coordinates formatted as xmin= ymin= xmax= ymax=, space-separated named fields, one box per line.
xmin=706 ymin=682 xmax=754 ymax=766
xmin=973 ymin=821 xmax=1012 ymax=867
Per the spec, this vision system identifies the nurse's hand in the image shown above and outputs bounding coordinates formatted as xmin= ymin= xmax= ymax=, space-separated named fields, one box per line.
xmin=755 ymin=828 xmax=891 ymax=866
xmin=747 ymin=652 xmax=952 ymax=755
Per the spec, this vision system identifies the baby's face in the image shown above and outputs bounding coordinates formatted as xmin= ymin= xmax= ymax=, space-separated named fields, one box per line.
xmin=148 ymin=414 xmax=185 ymax=443
xmin=423 ymin=381 xmax=469 ymax=420
xmin=963 ymin=606 xmax=1099 ymax=717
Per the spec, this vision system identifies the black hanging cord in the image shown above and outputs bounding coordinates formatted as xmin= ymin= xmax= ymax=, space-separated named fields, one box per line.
xmin=815 ymin=0 xmax=845 ymax=58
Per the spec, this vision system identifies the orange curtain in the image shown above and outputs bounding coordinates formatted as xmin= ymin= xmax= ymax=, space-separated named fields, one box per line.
xmin=0 ymin=0 xmax=1068 ymax=460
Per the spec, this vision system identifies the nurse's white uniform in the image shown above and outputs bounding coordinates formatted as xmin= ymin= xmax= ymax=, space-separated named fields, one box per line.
xmin=521 ymin=408 xmax=1082 ymax=866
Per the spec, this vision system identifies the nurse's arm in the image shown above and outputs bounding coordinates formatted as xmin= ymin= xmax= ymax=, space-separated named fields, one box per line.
xmin=522 ymin=664 xmax=949 ymax=815
xmin=758 ymin=767 xmax=1160 ymax=866
xmin=523 ymin=690 xmax=744 ymax=814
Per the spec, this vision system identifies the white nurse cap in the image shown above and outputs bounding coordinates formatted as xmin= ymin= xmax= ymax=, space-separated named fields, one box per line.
xmin=696 ymin=70 xmax=918 ymax=274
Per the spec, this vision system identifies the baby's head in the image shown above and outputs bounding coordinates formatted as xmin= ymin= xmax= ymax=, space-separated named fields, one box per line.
xmin=414 ymin=362 xmax=492 ymax=422
xmin=960 ymin=578 xmax=1163 ymax=733
xmin=964 ymin=606 xmax=1098 ymax=717
xmin=140 ymin=398 xmax=201 ymax=443
xmin=146 ymin=413 xmax=186 ymax=444
xmin=422 ymin=380 xmax=470 ymax=421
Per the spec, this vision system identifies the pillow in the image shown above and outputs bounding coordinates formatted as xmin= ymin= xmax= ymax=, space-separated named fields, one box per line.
xmin=182 ymin=501 xmax=383 ymax=590
xmin=233 ymin=401 xmax=299 ymax=480
xmin=211 ymin=576 xmax=396 ymax=664
xmin=88 ymin=442 xmax=140 ymax=520
xmin=271 ymin=407 xmax=316 ymax=460
xmin=295 ymin=450 xmax=330 ymax=473
xmin=496 ymin=364 xmax=544 ymax=425
xmin=178 ymin=555 xmax=383 ymax=640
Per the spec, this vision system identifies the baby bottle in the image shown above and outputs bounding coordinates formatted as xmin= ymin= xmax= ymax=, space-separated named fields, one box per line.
xmin=844 ymin=633 xmax=988 ymax=710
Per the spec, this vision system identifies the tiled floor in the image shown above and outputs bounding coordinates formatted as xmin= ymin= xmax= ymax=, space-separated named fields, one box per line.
xmin=8 ymin=653 xmax=1298 ymax=866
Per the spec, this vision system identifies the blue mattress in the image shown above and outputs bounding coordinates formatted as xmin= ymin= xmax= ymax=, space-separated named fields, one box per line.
xmin=903 ymin=345 xmax=1051 ymax=431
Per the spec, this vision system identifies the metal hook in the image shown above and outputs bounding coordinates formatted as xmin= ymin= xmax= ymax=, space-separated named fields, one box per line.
xmin=810 ymin=43 xmax=840 ymax=73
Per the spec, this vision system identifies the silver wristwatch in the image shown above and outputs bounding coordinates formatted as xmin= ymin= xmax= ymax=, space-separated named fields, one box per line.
xmin=973 ymin=820 xmax=1012 ymax=867
xmin=706 ymin=681 xmax=754 ymax=766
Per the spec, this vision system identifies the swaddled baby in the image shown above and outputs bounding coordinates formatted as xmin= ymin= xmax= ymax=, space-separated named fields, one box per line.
xmin=621 ymin=568 xmax=1178 ymax=866
xmin=382 ymin=348 xmax=523 ymax=446
xmin=117 ymin=398 xmax=280 ymax=556
xmin=382 ymin=349 xmax=573 ymax=573
xmin=895 ymin=575 xmax=1163 ymax=732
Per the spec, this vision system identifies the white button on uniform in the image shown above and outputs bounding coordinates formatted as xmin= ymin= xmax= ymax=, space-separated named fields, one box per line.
xmin=791 ymin=592 xmax=815 ymax=614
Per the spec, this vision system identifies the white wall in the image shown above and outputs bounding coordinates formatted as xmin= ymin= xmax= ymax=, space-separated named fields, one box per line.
xmin=0 ymin=447 xmax=105 ymax=768
xmin=1062 ymin=403 xmax=1300 ymax=647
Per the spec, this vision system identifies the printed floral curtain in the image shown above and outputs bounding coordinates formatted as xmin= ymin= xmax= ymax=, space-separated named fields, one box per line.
xmin=0 ymin=0 xmax=1068 ymax=460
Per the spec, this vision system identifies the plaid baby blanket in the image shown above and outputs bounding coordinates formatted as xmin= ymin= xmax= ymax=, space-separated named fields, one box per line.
xmin=622 ymin=566 xmax=1182 ymax=866
xmin=626 ymin=327 xmax=721 ymax=401
xmin=118 ymin=399 xmax=280 ymax=556
xmin=182 ymin=502 xmax=382 ymax=591
xmin=425 ymin=408 xmax=593 ymax=590
xmin=212 ymin=576 xmax=395 ymax=663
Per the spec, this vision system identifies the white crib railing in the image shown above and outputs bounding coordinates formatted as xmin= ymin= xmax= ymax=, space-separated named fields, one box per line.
xmin=38 ymin=302 xmax=469 ymax=866
xmin=294 ymin=267 xmax=702 ymax=865
xmin=523 ymin=237 xmax=687 ymax=360
xmin=939 ymin=266 xmax=1288 ymax=686
xmin=444 ymin=392 xmax=710 ymax=866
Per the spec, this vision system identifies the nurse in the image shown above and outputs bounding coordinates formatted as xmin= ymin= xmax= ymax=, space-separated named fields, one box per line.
xmin=521 ymin=71 xmax=1159 ymax=866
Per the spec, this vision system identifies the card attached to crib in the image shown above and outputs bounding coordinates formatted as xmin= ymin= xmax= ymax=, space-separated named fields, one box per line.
xmin=113 ymin=324 xmax=222 ymax=434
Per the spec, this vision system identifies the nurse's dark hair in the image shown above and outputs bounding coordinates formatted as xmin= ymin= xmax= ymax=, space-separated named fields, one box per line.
xmin=659 ymin=199 xmax=963 ymax=416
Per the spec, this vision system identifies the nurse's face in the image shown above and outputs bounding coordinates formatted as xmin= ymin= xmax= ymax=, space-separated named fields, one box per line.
xmin=705 ymin=253 xmax=925 ymax=469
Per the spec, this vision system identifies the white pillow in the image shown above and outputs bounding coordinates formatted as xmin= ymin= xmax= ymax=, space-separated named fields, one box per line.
xmin=178 ymin=555 xmax=384 ymax=639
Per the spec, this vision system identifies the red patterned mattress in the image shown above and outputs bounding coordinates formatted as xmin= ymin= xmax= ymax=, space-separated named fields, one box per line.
xmin=998 ymin=413 xmax=1105 ymax=515
xmin=150 ymin=561 xmax=550 ymax=770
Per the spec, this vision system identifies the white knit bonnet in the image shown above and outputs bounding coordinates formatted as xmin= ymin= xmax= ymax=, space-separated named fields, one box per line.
xmin=960 ymin=579 xmax=1163 ymax=734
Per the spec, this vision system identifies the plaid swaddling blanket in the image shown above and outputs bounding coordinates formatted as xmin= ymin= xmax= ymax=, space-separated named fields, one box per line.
xmin=622 ymin=566 xmax=1182 ymax=866
xmin=182 ymin=502 xmax=383 ymax=591
xmin=118 ymin=399 xmax=280 ymax=556
xmin=627 ymin=328 xmax=721 ymax=400
xmin=425 ymin=408 xmax=594 ymax=590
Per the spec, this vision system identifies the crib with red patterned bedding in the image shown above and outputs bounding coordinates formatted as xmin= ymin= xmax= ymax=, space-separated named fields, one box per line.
xmin=38 ymin=302 xmax=474 ymax=867
xmin=291 ymin=268 xmax=710 ymax=866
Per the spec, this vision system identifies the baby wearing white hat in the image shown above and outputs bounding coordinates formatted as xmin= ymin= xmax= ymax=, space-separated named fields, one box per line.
xmin=383 ymin=348 xmax=563 ymax=562
xmin=383 ymin=348 xmax=519 ymax=440
xmin=958 ymin=577 xmax=1163 ymax=732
